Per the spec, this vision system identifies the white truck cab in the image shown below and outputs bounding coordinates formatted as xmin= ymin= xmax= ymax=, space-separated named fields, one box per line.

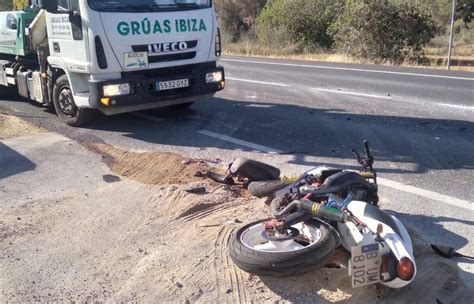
xmin=0 ymin=0 xmax=224 ymax=126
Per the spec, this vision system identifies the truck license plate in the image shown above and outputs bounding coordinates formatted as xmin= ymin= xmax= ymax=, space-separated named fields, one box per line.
xmin=156 ymin=79 xmax=189 ymax=91
xmin=350 ymin=243 xmax=382 ymax=288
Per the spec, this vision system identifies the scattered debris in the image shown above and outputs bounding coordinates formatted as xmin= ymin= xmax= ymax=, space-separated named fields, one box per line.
xmin=182 ymin=158 xmax=222 ymax=165
xmin=196 ymin=223 xmax=221 ymax=228
xmin=431 ymin=244 xmax=474 ymax=259
xmin=185 ymin=187 xmax=207 ymax=194
xmin=324 ymin=263 xmax=343 ymax=269
xmin=102 ymin=174 xmax=121 ymax=183
xmin=210 ymin=185 xmax=226 ymax=194
xmin=194 ymin=171 xmax=206 ymax=177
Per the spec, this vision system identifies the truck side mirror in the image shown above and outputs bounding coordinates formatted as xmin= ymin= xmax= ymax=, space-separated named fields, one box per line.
xmin=38 ymin=0 xmax=58 ymax=12
xmin=10 ymin=23 xmax=17 ymax=30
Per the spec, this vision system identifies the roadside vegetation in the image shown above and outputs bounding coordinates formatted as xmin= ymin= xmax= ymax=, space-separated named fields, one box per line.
xmin=214 ymin=0 xmax=473 ymax=69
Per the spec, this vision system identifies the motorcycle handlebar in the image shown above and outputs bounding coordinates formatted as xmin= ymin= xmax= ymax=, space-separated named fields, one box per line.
xmin=364 ymin=140 xmax=372 ymax=160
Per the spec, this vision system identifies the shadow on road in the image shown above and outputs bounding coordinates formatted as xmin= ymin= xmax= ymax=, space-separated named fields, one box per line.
xmin=80 ymin=97 xmax=473 ymax=177
xmin=0 ymin=142 xmax=36 ymax=180
xmin=388 ymin=210 xmax=474 ymax=253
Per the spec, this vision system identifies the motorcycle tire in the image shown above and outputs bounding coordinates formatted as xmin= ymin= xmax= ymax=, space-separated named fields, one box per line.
xmin=248 ymin=180 xmax=291 ymax=198
xmin=229 ymin=219 xmax=337 ymax=277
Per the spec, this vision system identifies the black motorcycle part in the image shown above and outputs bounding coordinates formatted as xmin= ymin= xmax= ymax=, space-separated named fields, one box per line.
xmin=248 ymin=180 xmax=291 ymax=198
xmin=229 ymin=158 xmax=280 ymax=181
xmin=207 ymin=172 xmax=234 ymax=184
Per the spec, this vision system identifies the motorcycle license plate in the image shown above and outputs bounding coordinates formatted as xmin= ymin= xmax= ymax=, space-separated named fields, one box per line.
xmin=156 ymin=79 xmax=189 ymax=91
xmin=350 ymin=243 xmax=382 ymax=288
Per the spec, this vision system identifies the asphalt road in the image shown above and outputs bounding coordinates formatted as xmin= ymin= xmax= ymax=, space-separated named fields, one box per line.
xmin=1 ymin=56 xmax=473 ymax=287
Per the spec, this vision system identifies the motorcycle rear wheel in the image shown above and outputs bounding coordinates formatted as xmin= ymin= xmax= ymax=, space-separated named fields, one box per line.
xmin=229 ymin=219 xmax=337 ymax=277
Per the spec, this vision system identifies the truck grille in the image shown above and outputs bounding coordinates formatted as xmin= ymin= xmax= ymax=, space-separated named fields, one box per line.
xmin=148 ymin=52 xmax=197 ymax=63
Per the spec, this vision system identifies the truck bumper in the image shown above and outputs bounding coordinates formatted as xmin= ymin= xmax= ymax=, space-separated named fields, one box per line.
xmin=88 ymin=62 xmax=224 ymax=115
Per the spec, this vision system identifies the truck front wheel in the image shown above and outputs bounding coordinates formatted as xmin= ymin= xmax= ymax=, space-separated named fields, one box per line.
xmin=53 ymin=75 xmax=92 ymax=127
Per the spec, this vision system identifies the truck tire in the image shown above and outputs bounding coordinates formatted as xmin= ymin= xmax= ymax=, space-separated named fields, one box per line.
xmin=229 ymin=219 xmax=337 ymax=277
xmin=248 ymin=180 xmax=291 ymax=198
xmin=53 ymin=75 xmax=92 ymax=127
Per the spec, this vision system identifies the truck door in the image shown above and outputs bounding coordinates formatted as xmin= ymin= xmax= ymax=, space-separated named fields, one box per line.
xmin=46 ymin=0 xmax=90 ymax=73
xmin=2 ymin=13 xmax=18 ymax=46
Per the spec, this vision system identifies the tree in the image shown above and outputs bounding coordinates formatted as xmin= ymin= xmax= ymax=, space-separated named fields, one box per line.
xmin=234 ymin=0 xmax=267 ymax=28
xmin=0 ymin=0 xmax=13 ymax=11
xmin=12 ymin=0 xmax=28 ymax=10
xmin=330 ymin=1 xmax=436 ymax=63
xmin=256 ymin=0 xmax=344 ymax=51
xmin=218 ymin=0 xmax=249 ymax=43
xmin=457 ymin=0 xmax=473 ymax=26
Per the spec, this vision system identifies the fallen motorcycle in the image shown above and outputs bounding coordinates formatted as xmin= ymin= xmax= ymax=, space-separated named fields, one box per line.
xmin=228 ymin=141 xmax=416 ymax=289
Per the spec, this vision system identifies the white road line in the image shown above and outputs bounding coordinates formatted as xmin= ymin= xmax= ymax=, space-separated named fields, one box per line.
xmin=378 ymin=178 xmax=473 ymax=211
xmin=198 ymin=129 xmax=473 ymax=211
xmin=245 ymin=104 xmax=274 ymax=108
xmin=226 ymin=77 xmax=289 ymax=87
xmin=197 ymin=130 xmax=282 ymax=154
xmin=228 ymin=77 xmax=393 ymax=100
xmin=436 ymin=103 xmax=474 ymax=111
xmin=315 ymin=88 xmax=393 ymax=100
xmin=131 ymin=112 xmax=164 ymax=122
xmin=222 ymin=58 xmax=474 ymax=81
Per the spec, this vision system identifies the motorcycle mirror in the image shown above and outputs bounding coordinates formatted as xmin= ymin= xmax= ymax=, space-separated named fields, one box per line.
xmin=431 ymin=244 xmax=455 ymax=258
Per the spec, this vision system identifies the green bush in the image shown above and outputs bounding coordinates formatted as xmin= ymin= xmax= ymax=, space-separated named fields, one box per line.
xmin=256 ymin=0 xmax=344 ymax=51
xmin=329 ymin=1 xmax=436 ymax=63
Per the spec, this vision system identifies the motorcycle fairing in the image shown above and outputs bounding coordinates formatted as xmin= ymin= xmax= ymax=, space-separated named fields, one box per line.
xmin=345 ymin=201 xmax=417 ymax=288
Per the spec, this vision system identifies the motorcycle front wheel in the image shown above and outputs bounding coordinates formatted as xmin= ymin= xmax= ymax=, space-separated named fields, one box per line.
xmin=229 ymin=219 xmax=337 ymax=277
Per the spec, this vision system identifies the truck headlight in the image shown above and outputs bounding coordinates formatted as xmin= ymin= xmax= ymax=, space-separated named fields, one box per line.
xmin=206 ymin=71 xmax=223 ymax=83
xmin=103 ymin=83 xmax=132 ymax=97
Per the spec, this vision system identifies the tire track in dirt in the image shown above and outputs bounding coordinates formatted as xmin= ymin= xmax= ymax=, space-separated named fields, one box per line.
xmin=213 ymin=226 xmax=248 ymax=304
xmin=182 ymin=203 xmax=239 ymax=222
xmin=224 ymin=226 xmax=249 ymax=304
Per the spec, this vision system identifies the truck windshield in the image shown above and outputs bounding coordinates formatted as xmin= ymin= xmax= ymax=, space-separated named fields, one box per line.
xmin=88 ymin=0 xmax=211 ymax=12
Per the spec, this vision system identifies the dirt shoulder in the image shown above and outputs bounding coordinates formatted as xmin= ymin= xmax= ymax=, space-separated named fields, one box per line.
xmin=0 ymin=112 xmax=45 ymax=139
xmin=1 ymin=116 xmax=472 ymax=303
